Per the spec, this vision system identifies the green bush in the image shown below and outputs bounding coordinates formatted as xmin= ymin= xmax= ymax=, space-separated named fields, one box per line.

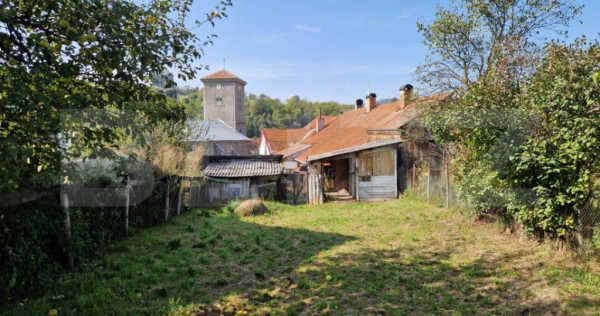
xmin=593 ymin=223 xmax=600 ymax=252
xmin=0 ymin=174 xmax=177 ymax=304
xmin=0 ymin=196 xmax=65 ymax=302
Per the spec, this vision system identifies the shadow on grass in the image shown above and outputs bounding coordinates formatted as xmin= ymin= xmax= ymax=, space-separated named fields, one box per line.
xmin=225 ymin=248 xmax=585 ymax=315
xmin=1 ymin=210 xmax=354 ymax=316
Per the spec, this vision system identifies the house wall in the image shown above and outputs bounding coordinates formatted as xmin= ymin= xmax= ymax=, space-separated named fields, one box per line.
xmin=203 ymin=140 xmax=255 ymax=156
xmin=258 ymin=134 xmax=270 ymax=155
xmin=207 ymin=176 xmax=280 ymax=203
xmin=358 ymin=176 xmax=397 ymax=201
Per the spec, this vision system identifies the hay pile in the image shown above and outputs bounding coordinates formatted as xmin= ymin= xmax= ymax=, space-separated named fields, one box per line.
xmin=234 ymin=199 xmax=269 ymax=217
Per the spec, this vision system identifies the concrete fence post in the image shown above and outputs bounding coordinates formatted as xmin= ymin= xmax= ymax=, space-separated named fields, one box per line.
xmin=176 ymin=176 xmax=183 ymax=216
xmin=124 ymin=175 xmax=131 ymax=236
xmin=164 ymin=176 xmax=170 ymax=221
xmin=60 ymin=191 xmax=75 ymax=271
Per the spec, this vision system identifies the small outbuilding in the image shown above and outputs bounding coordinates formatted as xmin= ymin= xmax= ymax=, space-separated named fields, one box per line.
xmin=203 ymin=155 xmax=283 ymax=203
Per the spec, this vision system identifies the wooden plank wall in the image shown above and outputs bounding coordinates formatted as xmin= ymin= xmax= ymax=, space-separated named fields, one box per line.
xmin=358 ymin=148 xmax=395 ymax=176
xmin=357 ymin=147 xmax=398 ymax=201
xmin=307 ymin=174 xmax=324 ymax=204
xmin=358 ymin=175 xmax=397 ymax=200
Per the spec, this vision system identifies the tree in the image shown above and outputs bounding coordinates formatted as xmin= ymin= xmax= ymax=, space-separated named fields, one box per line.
xmin=424 ymin=39 xmax=600 ymax=239
xmin=180 ymin=89 xmax=204 ymax=119
xmin=0 ymin=0 xmax=232 ymax=194
xmin=504 ymin=39 xmax=600 ymax=238
xmin=416 ymin=0 xmax=582 ymax=92
xmin=244 ymin=93 xmax=353 ymax=137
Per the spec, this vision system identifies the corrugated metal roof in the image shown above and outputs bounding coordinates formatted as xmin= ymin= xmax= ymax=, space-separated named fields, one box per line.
xmin=203 ymin=156 xmax=282 ymax=178
xmin=187 ymin=120 xmax=250 ymax=142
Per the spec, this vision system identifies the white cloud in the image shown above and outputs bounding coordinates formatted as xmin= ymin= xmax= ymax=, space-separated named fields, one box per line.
xmin=294 ymin=24 xmax=322 ymax=33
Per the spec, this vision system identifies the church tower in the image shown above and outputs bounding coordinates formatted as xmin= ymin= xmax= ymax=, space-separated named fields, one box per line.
xmin=201 ymin=69 xmax=247 ymax=134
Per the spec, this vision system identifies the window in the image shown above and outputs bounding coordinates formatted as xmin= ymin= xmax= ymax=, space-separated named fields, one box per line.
xmin=215 ymin=94 xmax=224 ymax=106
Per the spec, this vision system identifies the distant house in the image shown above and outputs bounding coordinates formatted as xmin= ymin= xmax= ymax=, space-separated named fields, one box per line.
xmin=203 ymin=155 xmax=282 ymax=202
xmin=187 ymin=120 xmax=256 ymax=156
xmin=259 ymin=128 xmax=309 ymax=155
xmin=287 ymin=85 xmax=452 ymax=204
xmin=258 ymin=113 xmax=337 ymax=155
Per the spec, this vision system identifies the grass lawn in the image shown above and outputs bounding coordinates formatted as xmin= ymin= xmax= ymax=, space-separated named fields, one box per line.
xmin=2 ymin=198 xmax=600 ymax=315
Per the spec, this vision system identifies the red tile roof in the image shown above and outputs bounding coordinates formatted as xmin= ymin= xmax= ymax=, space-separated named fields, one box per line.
xmin=296 ymin=92 xmax=452 ymax=163
xmin=303 ymin=116 xmax=338 ymax=130
xmin=201 ymin=69 xmax=247 ymax=84
xmin=275 ymin=143 xmax=312 ymax=159
xmin=261 ymin=128 xmax=311 ymax=153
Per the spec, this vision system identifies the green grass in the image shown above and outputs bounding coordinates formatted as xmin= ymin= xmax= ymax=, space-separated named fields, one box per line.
xmin=2 ymin=199 xmax=600 ymax=315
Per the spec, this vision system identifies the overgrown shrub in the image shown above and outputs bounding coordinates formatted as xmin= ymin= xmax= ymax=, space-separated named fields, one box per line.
xmin=0 ymin=171 xmax=179 ymax=304
xmin=593 ymin=223 xmax=600 ymax=252
xmin=0 ymin=196 xmax=65 ymax=303
xmin=425 ymin=39 xmax=600 ymax=240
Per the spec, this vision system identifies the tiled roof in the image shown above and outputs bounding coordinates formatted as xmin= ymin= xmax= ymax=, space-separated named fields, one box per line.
xmin=302 ymin=116 xmax=338 ymax=130
xmin=187 ymin=120 xmax=250 ymax=142
xmin=261 ymin=128 xmax=311 ymax=153
xmin=203 ymin=156 xmax=282 ymax=178
xmin=275 ymin=143 xmax=312 ymax=159
xmin=296 ymin=92 xmax=452 ymax=163
xmin=201 ymin=69 xmax=247 ymax=84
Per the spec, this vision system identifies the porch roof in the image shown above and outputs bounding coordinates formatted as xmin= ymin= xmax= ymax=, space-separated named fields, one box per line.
xmin=306 ymin=139 xmax=403 ymax=162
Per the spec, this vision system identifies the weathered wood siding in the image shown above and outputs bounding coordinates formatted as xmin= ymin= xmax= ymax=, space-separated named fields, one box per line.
xmin=357 ymin=147 xmax=397 ymax=201
xmin=349 ymin=154 xmax=357 ymax=198
xmin=208 ymin=179 xmax=250 ymax=202
xmin=358 ymin=175 xmax=397 ymax=200
xmin=307 ymin=174 xmax=324 ymax=204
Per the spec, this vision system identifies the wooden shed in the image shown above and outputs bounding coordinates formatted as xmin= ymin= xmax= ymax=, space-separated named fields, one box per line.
xmin=202 ymin=155 xmax=283 ymax=203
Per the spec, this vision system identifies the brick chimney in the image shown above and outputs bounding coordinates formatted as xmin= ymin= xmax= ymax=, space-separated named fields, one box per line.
xmin=366 ymin=93 xmax=377 ymax=113
xmin=399 ymin=84 xmax=414 ymax=110
xmin=355 ymin=98 xmax=364 ymax=110
xmin=316 ymin=108 xmax=325 ymax=132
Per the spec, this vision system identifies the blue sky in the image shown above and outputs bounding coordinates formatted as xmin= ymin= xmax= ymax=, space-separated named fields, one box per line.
xmin=178 ymin=0 xmax=600 ymax=104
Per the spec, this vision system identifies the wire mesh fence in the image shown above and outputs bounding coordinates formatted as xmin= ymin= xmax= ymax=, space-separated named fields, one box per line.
xmin=404 ymin=162 xmax=466 ymax=210
xmin=574 ymin=200 xmax=600 ymax=257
